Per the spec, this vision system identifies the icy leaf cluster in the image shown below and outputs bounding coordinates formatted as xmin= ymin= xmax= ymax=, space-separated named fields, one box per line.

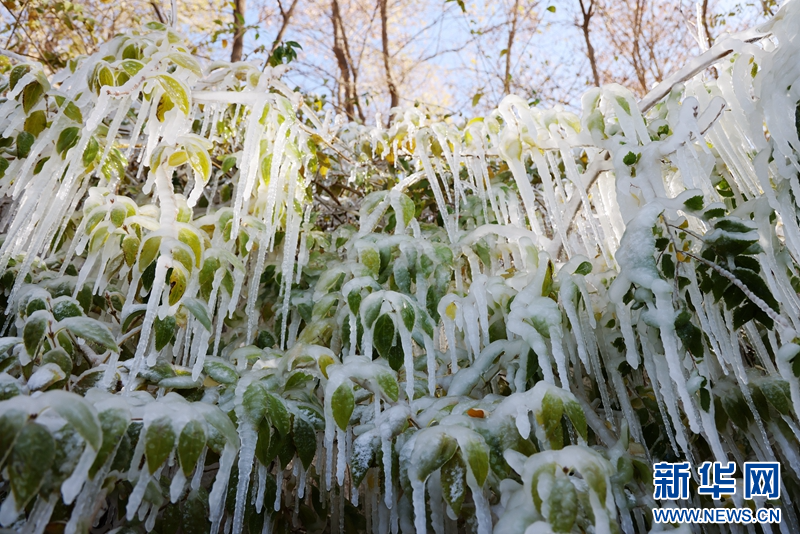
xmin=0 ymin=4 xmax=800 ymax=534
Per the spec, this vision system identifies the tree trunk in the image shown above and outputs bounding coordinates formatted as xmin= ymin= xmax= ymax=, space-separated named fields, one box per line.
xmin=379 ymin=0 xmax=399 ymax=115
xmin=231 ymin=0 xmax=246 ymax=62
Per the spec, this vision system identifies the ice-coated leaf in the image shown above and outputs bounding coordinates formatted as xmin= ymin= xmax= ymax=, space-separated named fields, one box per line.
xmin=145 ymin=416 xmax=176 ymax=474
xmin=266 ymin=393 xmax=291 ymax=437
xmin=56 ymin=127 xmax=80 ymax=157
xmin=574 ymin=261 xmax=592 ymax=276
xmin=61 ymin=316 xmax=119 ymax=353
xmin=9 ymin=422 xmax=54 ymax=511
xmin=376 ymin=371 xmax=399 ymax=402
xmin=52 ymin=299 xmax=83 ymax=321
xmin=373 ymin=314 xmax=395 ymax=359
xmin=83 ymin=136 xmax=99 ymax=167
xmin=139 ymin=236 xmax=161 ymax=271
xmin=441 ymin=451 xmax=466 ymax=515
xmin=154 ymin=315 xmax=176 ymax=351
xmin=187 ymin=144 xmax=212 ymax=184
xmin=461 ymin=435 xmax=489 ymax=487
xmin=89 ymin=408 xmax=130 ymax=478
xmin=412 ymin=431 xmax=458 ymax=483
xmin=182 ymin=297 xmax=212 ymax=332
xmin=563 ymin=399 xmax=588 ymax=441
xmin=178 ymin=228 xmax=203 ymax=267
xmin=292 ymin=416 xmax=316 ymax=469
xmin=398 ymin=193 xmax=416 ymax=226
xmin=548 ymin=475 xmax=578 ymax=532
xmin=157 ymin=74 xmax=191 ymax=115
xmin=178 ymin=420 xmax=206 ymax=477
xmin=168 ymin=266 xmax=188 ymax=306
xmin=204 ymin=357 xmax=238 ymax=384
xmin=243 ymin=381 xmax=268 ymax=424
xmin=27 ymin=362 xmax=66 ymax=390
xmin=331 ymin=381 xmax=355 ymax=430
xmin=0 ymin=409 xmax=27 ymax=466
xmin=400 ymin=302 xmax=415 ymax=331
xmin=360 ymin=247 xmax=381 ymax=277
xmin=48 ymin=391 xmax=103 ymax=450
xmin=540 ymin=391 xmax=564 ymax=449
xmin=23 ymin=310 xmax=49 ymax=356
xmin=168 ymin=52 xmax=203 ymax=76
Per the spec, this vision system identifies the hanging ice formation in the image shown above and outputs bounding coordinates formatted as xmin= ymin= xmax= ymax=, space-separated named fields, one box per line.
xmin=4 ymin=3 xmax=800 ymax=533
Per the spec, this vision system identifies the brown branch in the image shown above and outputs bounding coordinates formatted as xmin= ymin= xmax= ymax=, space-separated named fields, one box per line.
xmin=270 ymin=0 xmax=300 ymax=54
xmin=503 ymin=0 xmax=520 ymax=95
xmin=379 ymin=0 xmax=399 ymax=119
xmin=577 ymin=0 xmax=600 ymax=86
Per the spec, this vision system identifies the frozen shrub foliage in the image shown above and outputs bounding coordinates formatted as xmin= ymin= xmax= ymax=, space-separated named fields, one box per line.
xmin=2 ymin=3 xmax=800 ymax=533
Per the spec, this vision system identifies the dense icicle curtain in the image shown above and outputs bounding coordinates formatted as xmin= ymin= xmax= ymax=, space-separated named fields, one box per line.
xmin=1 ymin=3 xmax=800 ymax=534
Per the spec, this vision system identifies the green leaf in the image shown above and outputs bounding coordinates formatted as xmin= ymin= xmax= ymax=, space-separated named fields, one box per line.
xmin=615 ymin=96 xmax=631 ymax=115
xmin=9 ymin=422 xmax=55 ymax=510
xmin=183 ymin=298 xmax=212 ymax=331
xmin=540 ymin=391 xmax=564 ymax=449
xmin=83 ymin=137 xmax=99 ymax=167
xmin=293 ymin=416 xmax=316 ymax=469
xmin=376 ymin=372 xmax=399 ymax=402
xmin=674 ymin=310 xmax=703 ymax=358
xmin=400 ymin=302 xmax=415 ymax=331
xmin=120 ymin=59 xmax=144 ymax=76
xmin=574 ymin=261 xmax=592 ymax=276
xmin=168 ymin=52 xmax=203 ymax=76
xmin=167 ymin=266 xmax=187 ymax=306
xmin=331 ymin=382 xmax=355 ymax=430
xmin=89 ymin=408 xmax=130 ymax=478
xmin=145 ymin=416 xmax=176 ymax=474
xmin=413 ymin=432 xmax=458 ymax=483
xmin=347 ymin=290 xmax=362 ymax=315
xmin=398 ymin=193 xmax=416 ymax=226
xmin=360 ymin=247 xmax=381 ymax=277
xmin=760 ymin=380 xmax=792 ymax=416
xmin=49 ymin=392 xmax=103 ymax=450
xmin=548 ymin=475 xmax=578 ymax=532
xmin=22 ymin=81 xmax=44 ymax=114
xmin=266 ymin=393 xmax=291 ymax=437
xmin=154 ymin=315 xmax=176 ymax=351
xmin=623 ymin=151 xmax=638 ymax=165
xmin=178 ymin=420 xmax=206 ymax=477
xmin=563 ymin=399 xmax=588 ymax=441
xmin=471 ymin=92 xmax=483 ymax=107
xmin=0 ymin=409 xmax=27 ymax=467
xmin=53 ymin=297 xmax=83 ymax=321
xmin=157 ymin=74 xmax=191 ymax=115
xmin=42 ymin=347 xmax=73 ymax=375
xmin=350 ymin=435 xmax=378 ymax=487
xmin=187 ymin=145 xmax=212 ymax=184
xmin=222 ymin=155 xmax=237 ymax=173
xmin=24 ymin=110 xmax=47 ymax=136
xmin=441 ymin=451 xmax=467 ymax=515
xmin=17 ymin=130 xmax=34 ymax=158
xmin=546 ymin=5 xmax=556 ymax=12
xmin=461 ymin=437 xmax=489 ymax=487
xmin=61 ymin=316 xmax=119 ymax=352
xmin=204 ymin=357 xmax=238 ymax=384
xmin=683 ymin=195 xmax=704 ymax=211
xmin=23 ymin=310 xmax=49 ymax=355
xmin=374 ymin=314 xmax=395 ymax=359
xmin=243 ymin=382 xmax=268 ymax=424
xmin=56 ymin=127 xmax=80 ymax=157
